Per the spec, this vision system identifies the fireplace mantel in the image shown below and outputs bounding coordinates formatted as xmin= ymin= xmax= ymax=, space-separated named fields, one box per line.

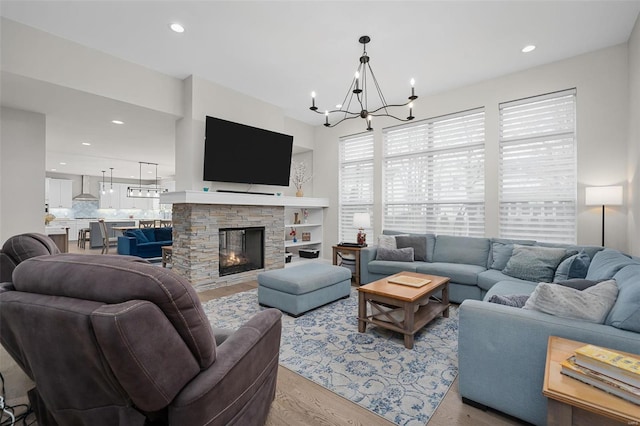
xmin=160 ymin=191 xmax=329 ymax=208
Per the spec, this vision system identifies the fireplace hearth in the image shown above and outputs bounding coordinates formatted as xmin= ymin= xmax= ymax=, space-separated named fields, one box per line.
xmin=219 ymin=227 xmax=264 ymax=276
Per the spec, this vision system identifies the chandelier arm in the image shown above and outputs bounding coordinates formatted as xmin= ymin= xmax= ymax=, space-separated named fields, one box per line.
xmin=311 ymin=109 xmax=359 ymax=116
xmin=367 ymin=64 xmax=391 ymax=115
xmin=369 ymin=113 xmax=414 ymax=122
xmin=326 ymin=115 xmax=361 ymax=128
xmin=369 ymin=101 xmax=414 ymax=114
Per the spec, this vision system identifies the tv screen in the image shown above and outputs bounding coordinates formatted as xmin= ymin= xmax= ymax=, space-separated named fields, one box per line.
xmin=203 ymin=116 xmax=294 ymax=186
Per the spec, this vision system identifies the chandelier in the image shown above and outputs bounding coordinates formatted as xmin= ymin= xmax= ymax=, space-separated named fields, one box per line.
xmin=309 ymin=35 xmax=418 ymax=131
xmin=127 ymin=161 xmax=165 ymax=198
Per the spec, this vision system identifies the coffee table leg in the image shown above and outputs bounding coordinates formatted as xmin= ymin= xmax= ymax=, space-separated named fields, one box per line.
xmin=404 ymin=301 xmax=415 ymax=349
xmin=442 ymin=284 xmax=450 ymax=318
xmin=358 ymin=291 xmax=366 ymax=333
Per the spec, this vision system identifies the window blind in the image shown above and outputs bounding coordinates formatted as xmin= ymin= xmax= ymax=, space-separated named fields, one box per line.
xmin=339 ymin=133 xmax=374 ymax=243
xmin=499 ymin=89 xmax=577 ymax=243
xmin=382 ymin=109 xmax=485 ymax=236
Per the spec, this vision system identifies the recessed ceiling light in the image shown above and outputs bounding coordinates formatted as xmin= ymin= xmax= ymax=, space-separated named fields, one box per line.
xmin=522 ymin=45 xmax=536 ymax=53
xmin=111 ymin=120 xmax=124 ymax=125
xmin=170 ymin=23 xmax=185 ymax=33
xmin=336 ymin=104 xmax=342 ymax=109
xmin=82 ymin=142 xmax=91 ymax=146
xmin=51 ymin=168 xmax=57 ymax=172
xmin=59 ymin=162 xmax=66 ymax=165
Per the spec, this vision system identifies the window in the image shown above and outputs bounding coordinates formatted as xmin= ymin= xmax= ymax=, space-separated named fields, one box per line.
xmin=382 ymin=109 xmax=485 ymax=236
xmin=338 ymin=133 xmax=374 ymax=243
xmin=499 ymin=89 xmax=577 ymax=243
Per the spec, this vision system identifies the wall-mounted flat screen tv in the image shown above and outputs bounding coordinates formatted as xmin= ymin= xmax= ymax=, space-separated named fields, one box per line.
xmin=203 ymin=116 xmax=294 ymax=186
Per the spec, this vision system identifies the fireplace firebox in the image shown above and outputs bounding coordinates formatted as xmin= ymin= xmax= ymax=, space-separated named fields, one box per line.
xmin=219 ymin=227 xmax=265 ymax=276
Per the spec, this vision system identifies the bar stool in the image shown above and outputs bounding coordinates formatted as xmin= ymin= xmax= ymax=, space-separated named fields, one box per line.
xmin=77 ymin=228 xmax=90 ymax=249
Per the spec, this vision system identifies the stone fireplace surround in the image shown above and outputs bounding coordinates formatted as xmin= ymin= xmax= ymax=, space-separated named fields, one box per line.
xmin=161 ymin=191 xmax=329 ymax=290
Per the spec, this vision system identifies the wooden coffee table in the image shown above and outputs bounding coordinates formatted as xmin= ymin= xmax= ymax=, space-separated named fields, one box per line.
xmin=543 ymin=336 xmax=640 ymax=425
xmin=357 ymin=272 xmax=450 ymax=349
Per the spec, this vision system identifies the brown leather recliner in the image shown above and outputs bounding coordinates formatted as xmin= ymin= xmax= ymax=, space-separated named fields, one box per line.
xmin=0 ymin=233 xmax=61 ymax=282
xmin=0 ymin=253 xmax=282 ymax=425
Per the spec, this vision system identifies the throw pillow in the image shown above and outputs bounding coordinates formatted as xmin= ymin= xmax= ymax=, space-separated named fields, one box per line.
xmin=126 ymin=229 xmax=149 ymax=244
xmin=487 ymin=294 xmax=530 ymax=308
xmin=377 ymin=234 xmax=398 ymax=250
xmin=490 ymin=242 xmax=514 ymax=270
xmin=396 ymin=235 xmax=428 ymax=262
xmin=554 ymin=278 xmax=603 ymax=291
xmin=523 ymin=280 xmax=618 ymax=323
xmin=502 ymin=245 xmax=569 ymax=282
xmin=141 ymin=227 xmax=156 ymax=242
xmin=375 ymin=247 xmax=415 ymax=262
xmin=553 ymin=250 xmax=591 ymax=282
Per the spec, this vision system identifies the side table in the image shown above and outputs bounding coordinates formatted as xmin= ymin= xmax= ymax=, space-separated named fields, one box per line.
xmin=543 ymin=336 xmax=640 ymax=425
xmin=332 ymin=245 xmax=362 ymax=285
xmin=161 ymin=245 xmax=173 ymax=268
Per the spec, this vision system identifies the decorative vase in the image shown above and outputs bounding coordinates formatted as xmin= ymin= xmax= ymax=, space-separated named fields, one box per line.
xmin=294 ymin=212 xmax=300 ymax=224
xmin=296 ymin=189 xmax=304 ymax=197
xmin=293 ymin=237 xmax=297 ymax=243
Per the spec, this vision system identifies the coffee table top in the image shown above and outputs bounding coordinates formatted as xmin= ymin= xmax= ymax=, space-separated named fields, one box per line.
xmin=358 ymin=272 xmax=450 ymax=302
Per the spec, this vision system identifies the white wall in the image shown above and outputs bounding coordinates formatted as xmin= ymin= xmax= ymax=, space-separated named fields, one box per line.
xmin=175 ymin=75 xmax=316 ymax=193
xmin=0 ymin=107 xmax=46 ymax=243
xmin=313 ymin=44 xmax=631 ymax=257
xmin=628 ymin=15 xmax=640 ymax=257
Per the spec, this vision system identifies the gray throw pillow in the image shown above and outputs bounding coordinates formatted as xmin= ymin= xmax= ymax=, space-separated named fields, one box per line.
xmin=375 ymin=247 xmax=415 ymax=262
xmin=502 ymin=245 xmax=569 ymax=283
xmin=523 ymin=280 xmax=618 ymax=323
xmin=487 ymin=294 xmax=530 ymax=308
xmin=490 ymin=242 xmax=514 ymax=270
xmin=396 ymin=235 xmax=427 ymax=261
xmin=553 ymin=250 xmax=591 ymax=282
xmin=554 ymin=278 xmax=603 ymax=291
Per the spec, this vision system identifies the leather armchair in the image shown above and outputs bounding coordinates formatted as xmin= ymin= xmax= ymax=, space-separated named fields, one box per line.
xmin=0 ymin=253 xmax=282 ymax=425
xmin=0 ymin=233 xmax=60 ymax=282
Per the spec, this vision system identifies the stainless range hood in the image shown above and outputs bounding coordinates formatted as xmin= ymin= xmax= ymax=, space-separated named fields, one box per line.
xmin=72 ymin=175 xmax=99 ymax=201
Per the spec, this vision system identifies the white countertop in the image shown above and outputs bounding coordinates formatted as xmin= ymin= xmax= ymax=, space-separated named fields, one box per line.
xmin=159 ymin=191 xmax=329 ymax=208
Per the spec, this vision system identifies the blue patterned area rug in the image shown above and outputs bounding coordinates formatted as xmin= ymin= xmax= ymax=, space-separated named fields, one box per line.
xmin=202 ymin=288 xmax=458 ymax=426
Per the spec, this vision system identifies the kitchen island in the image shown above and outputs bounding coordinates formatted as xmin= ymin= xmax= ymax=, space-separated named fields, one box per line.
xmin=89 ymin=220 xmax=135 ymax=248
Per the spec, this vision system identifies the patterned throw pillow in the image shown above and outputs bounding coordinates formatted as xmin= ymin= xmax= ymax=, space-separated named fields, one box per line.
xmin=502 ymin=245 xmax=569 ymax=282
xmin=553 ymin=250 xmax=591 ymax=282
xmin=487 ymin=294 xmax=530 ymax=308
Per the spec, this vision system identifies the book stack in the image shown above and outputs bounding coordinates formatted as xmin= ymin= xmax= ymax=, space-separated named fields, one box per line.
xmin=560 ymin=344 xmax=640 ymax=405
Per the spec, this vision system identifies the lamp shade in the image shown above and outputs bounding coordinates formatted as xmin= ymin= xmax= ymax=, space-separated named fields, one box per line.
xmin=353 ymin=212 xmax=371 ymax=229
xmin=585 ymin=186 xmax=623 ymax=206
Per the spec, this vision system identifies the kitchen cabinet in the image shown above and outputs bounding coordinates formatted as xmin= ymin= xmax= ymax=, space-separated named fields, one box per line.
xmin=99 ymin=182 xmax=118 ymax=209
xmin=48 ymin=179 xmax=72 ymax=208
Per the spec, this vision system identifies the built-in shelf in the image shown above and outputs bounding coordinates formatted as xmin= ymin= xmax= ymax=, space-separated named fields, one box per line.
xmin=285 ymin=239 xmax=322 ymax=248
xmin=284 ymin=206 xmax=324 ymax=260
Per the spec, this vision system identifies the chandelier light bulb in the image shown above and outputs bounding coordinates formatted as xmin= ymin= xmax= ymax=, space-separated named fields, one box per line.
xmin=410 ymin=78 xmax=415 ymax=87
xmin=311 ymin=91 xmax=316 ymax=98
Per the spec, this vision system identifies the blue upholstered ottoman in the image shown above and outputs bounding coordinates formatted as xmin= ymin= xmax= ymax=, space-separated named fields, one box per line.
xmin=258 ymin=263 xmax=351 ymax=317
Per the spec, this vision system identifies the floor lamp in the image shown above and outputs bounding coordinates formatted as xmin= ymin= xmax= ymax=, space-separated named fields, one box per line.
xmin=585 ymin=186 xmax=623 ymax=247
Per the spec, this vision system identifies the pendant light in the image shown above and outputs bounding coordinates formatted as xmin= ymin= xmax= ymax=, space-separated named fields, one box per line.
xmin=109 ymin=167 xmax=114 ymax=193
xmin=101 ymin=170 xmax=106 ymax=195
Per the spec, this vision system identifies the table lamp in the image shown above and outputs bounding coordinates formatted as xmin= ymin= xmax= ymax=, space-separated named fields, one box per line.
xmin=353 ymin=212 xmax=371 ymax=246
xmin=585 ymin=185 xmax=623 ymax=247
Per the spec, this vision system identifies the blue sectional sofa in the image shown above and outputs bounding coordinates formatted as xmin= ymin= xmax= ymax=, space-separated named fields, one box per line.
xmin=117 ymin=227 xmax=172 ymax=258
xmin=359 ymin=231 xmax=640 ymax=425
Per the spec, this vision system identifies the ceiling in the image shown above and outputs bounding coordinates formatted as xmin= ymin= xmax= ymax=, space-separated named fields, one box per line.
xmin=2 ymin=1 xmax=640 ymax=180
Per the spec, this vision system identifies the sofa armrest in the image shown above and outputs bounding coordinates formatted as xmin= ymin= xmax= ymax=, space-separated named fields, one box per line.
xmin=169 ymin=308 xmax=282 ymax=425
xmin=458 ymin=300 xmax=640 ymax=425
xmin=117 ymin=236 xmax=137 ymax=255
xmin=359 ymin=246 xmax=378 ymax=284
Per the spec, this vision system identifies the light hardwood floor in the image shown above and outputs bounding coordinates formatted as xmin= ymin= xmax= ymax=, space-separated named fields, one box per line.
xmin=56 ymin=245 xmax=527 ymax=425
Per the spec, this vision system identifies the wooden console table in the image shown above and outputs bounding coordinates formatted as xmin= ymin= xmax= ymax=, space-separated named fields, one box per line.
xmin=543 ymin=336 xmax=640 ymax=425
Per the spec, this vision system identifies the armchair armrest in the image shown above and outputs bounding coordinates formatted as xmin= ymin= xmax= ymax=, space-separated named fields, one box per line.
xmin=117 ymin=236 xmax=137 ymax=255
xmin=169 ymin=308 xmax=282 ymax=426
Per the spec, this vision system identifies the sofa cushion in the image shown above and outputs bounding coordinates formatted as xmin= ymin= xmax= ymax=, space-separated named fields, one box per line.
xmin=141 ymin=227 xmax=156 ymax=242
xmin=415 ymin=262 xmax=485 ymax=286
xmin=477 ymin=269 xmax=534 ymax=291
xmin=368 ymin=260 xmax=418 ymax=275
xmin=553 ymin=250 xmax=590 ymax=282
xmin=433 ymin=235 xmax=490 ymax=267
xmin=375 ymin=247 xmax=414 ymax=262
xmin=489 ymin=238 xmax=536 ymax=270
xmin=125 ymin=229 xmax=149 ymax=244
xmin=502 ymin=245 xmax=569 ymax=283
xmin=155 ymin=227 xmax=172 ymax=242
xmin=396 ymin=235 xmax=428 ymax=261
xmin=586 ymin=249 xmax=638 ymax=281
xmin=605 ymin=265 xmax=640 ymax=332
xmin=523 ymin=280 xmax=618 ymax=323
